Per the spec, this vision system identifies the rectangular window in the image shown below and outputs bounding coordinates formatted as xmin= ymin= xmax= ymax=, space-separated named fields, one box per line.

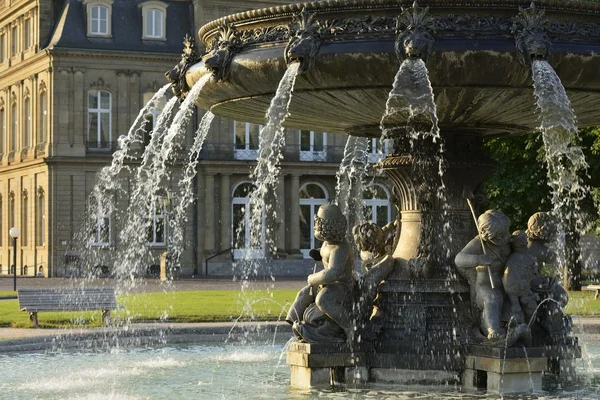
xmin=91 ymin=197 xmax=110 ymax=245
xmin=87 ymin=90 xmax=111 ymax=151
xmin=145 ymin=9 xmax=163 ymax=38
xmin=0 ymin=34 xmax=5 ymax=62
xmin=11 ymin=26 xmax=17 ymax=57
xmin=299 ymin=131 xmax=327 ymax=161
xmin=39 ymin=92 xmax=47 ymax=143
xmin=24 ymin=19 xmax=30 ymax=49
xmin=233 ymin=121 xmax=260 ymax=160
xmin=23 ymin=98 xmax=30 ymax=147
xmin=90 ymin=6 xmax=109 ymax=35
xmin=11 ymin=103 xmax=16 ymax=151
xmin=147 ymin=201 xmax=166 ymax=245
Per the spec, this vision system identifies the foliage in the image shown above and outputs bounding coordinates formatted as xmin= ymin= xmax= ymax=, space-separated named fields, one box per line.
xmin=0 ymin=290 xmax=298 ymax=328
xmin=483 ymin=128 xmax=600 ymax=233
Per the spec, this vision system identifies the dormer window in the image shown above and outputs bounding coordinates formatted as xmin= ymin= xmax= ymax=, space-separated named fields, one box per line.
xmin=84 ymin=0 xmax=113 ymax=37
xmin=140 ymin=1 xmax=167 ymax=40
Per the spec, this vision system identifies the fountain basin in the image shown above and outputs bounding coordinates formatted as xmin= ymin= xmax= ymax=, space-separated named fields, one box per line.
xmin=187 ymin=0 xmax=600 ymax=137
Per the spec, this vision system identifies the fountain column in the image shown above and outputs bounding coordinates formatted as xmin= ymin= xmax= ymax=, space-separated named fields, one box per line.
xmin=275 ymin=175 xmax=286 ymax=255
xmin=372 ymin=131 xmax=496 ymax=373
xmin=204 ymin=173 xmax=215 ymax=253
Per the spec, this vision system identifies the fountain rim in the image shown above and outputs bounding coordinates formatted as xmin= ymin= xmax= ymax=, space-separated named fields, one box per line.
xmin=198 ymin=0 xmax=600 ymax=43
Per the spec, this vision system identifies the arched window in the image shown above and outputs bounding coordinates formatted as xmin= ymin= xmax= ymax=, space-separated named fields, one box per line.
xmin=87 ymin=90 xmax=111 ymax=151
xmin=10 ymin=100 xmax=16 ymax=152
xmin=36 ymin=189 xmax=44 ymax=246
xmin=232 ymin=182 xmax=264 ymax=259
xmin=39 ymin=91 xmax=47 ymax=143
xmin=363 ymin=184 xmax=392 ymax=226
xmin=299 ymin=183 xmax=328 ymax=258
xmin=23 ymin=96 xmax=30 ymax=148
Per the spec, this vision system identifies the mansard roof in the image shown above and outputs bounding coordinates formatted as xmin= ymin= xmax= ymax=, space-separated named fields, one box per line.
xmin=47 ymin=0 xmax=193 ymax=55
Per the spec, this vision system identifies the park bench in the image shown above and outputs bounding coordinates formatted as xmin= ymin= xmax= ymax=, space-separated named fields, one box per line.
xmin=584 ymin=285 xmax=600 ymax=299
xmin=17 ymin=288 xmax=122 ymax=328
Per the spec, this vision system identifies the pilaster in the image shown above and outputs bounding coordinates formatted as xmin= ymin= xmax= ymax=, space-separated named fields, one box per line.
xmin=204 ymin=173 xmax=215 ymax=253
xmin=289 ymin=173 xmax=300 ymax=254
xmin=219 ymin=173 xmax=230 ymax=250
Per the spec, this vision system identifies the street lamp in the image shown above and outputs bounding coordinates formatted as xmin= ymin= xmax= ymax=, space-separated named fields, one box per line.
xmin=9 ymin=226 xmax=20 ymax=292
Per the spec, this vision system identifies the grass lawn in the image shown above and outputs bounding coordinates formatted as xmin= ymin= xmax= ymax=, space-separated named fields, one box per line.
xmin=0 ymin=289 xmax=298 ymax=328
xmin=2 ymin=289 xmax=600 ymax=329
xmin=0 ymin=290 xmax=16 ymax=297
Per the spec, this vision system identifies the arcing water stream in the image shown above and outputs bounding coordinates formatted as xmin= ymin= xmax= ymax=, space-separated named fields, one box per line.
xmin=531 ymin=59 xmax=591 ymax=281
xmin=234 ymin=62 xmax=300 ymax=285
xmin=335 ymin=136 xmax=369 ymax=236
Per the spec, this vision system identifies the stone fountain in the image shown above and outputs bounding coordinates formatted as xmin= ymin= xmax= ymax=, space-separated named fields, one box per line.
xmin=167 ymin=0 xmax=600 ymax=394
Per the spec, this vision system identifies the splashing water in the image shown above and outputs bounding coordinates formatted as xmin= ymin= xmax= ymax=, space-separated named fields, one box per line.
xmin=234 ymin=62 xmax=300 ymax=287
xmin=381 ymin=58 xmax=450 ymax=272
xmin=168 ymin=111 xmax=216 ymax=269
xmin=335 ymin=136 xmax=369 ymax=234
xmin=531 ymin=60 xmax=590 ymax=279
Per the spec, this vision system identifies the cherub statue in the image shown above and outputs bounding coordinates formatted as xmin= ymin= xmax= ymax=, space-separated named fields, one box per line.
xmin=503 ymin=230 xmax=539 ymax=325
xmin=285 ymin=204 xmax=355 ymax=343
xmin=455 ymin=210 xmax=512 ymax=340
xmin=353 ymin=221 xmax=395 ymax=335
xmin=526 ymin=212 xmax=571 ymax=338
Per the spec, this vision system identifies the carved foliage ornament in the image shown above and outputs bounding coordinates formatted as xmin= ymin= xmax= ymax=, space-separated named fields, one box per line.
xmin=285 ymin=8 xmax=322 ymax=74
xmin=512 ymin=2 xmax=552 ymax=66
xmin=165 ymin=34 xmax=200 ymax=100
xmin=395 ymin=2 xmax=436 ymax=63
xmin=203 ymin=24 xmax=242 ymax=82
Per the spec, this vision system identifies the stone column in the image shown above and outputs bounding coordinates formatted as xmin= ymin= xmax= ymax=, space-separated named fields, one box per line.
xmin=275 ymin=175 xmax=286 ymax=255
xmin=289 ymin=174 xmax=300 ymax=254
xmin=204 ymin=174 xmax=215 ymax=253
xmin=219 ymin=173 xmax=231 ymax=250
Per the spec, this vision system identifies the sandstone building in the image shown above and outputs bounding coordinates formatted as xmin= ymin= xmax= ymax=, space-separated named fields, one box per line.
xmin=0 ymin=0 xmax=394 ymax=278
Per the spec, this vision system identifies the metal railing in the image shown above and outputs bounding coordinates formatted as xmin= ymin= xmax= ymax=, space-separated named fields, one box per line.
xmin=200 ymin=143 xmax=346 ymax=163
xmin=205 ymin=247 xmax=233 ymax=275
xmin=86 ymin=141 xmax=115 ymax=153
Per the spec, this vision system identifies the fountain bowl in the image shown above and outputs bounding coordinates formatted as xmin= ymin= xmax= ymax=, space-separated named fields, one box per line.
xmin=186 ymin=0 xmax=600 ymax=137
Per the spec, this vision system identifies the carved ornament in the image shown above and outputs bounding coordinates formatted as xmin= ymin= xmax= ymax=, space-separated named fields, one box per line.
xmin=165 ymin=34 xmax=201 ymax=100
xmin=285 ymin=8 xmax=322 ymax=73
xmin=512 ymin=2 xmax=552 ymax=66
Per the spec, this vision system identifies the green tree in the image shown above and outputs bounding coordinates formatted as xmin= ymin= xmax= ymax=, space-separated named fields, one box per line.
xmin=483 ymin=128 xmax=600 ymax=290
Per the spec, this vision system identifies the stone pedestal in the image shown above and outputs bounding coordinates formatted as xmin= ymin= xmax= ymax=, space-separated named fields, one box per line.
xmin=463 ymin=347 xmax=545 ymax=394
xmin=286 ymin=342 xmax=366 ymax=389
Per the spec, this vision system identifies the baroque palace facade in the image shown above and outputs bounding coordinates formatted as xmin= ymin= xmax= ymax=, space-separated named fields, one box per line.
xmin=0 ymin=0 xmax=394 ymax=278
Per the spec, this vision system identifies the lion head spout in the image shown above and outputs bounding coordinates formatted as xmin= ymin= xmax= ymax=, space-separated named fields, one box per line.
xmin=394 ymin=2 xmax=435 ymax=64
xmin=512 ymin=2 xmax=551 ymax=66
xmin=285 ymin=8 xmax=321 ymax=74
xmin=165 ymin=35 xmax=200 ymax=100
xmin=203 ymin=23 xmax=242 ymax=82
